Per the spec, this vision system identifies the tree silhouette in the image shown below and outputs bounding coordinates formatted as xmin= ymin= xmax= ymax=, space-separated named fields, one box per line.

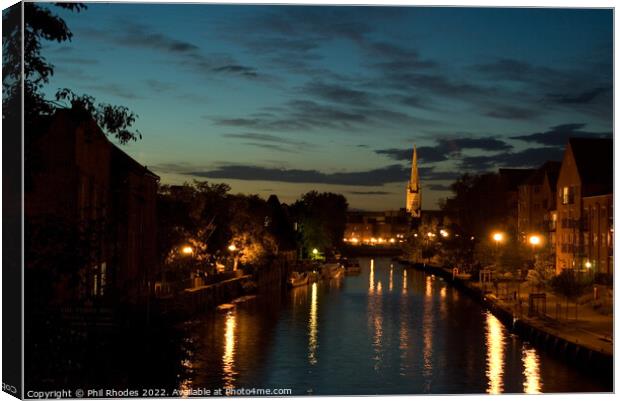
xmin=291 ymin=191 xmax=348 ymax=257
xmin=3 ymin=2 xmax=141 ymax=143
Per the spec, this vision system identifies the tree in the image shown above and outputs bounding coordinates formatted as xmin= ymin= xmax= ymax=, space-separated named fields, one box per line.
xmin=550 ymin=269 xmax=593 ymax=320
xmin=228 ymin=194 xmax=277 ymax=267
xmin=440 ymin=172 xmax=512 ymax=240
xmin=291 ymin=191 xmax=348 ymax=258
xmin=157 ymin=181 xmax=232 ymax=269
xmin=4 ymin=3 xmax=143 ymax=194
xmin=266 ymin=195 xmax=296 ymax=251
xmin=528 ymin=245 xmax=556 ymax=291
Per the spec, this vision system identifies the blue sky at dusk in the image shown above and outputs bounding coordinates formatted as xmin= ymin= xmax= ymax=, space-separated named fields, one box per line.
xmin=41 ymin=3 xmax=613 ymax=210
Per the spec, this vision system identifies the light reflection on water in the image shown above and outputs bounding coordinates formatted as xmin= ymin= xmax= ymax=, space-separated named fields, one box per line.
xmin=369 ymin=259 xmax=375 ymax=294
xmin=522 ymin=347 xmax=542 ymax=394
xmin=485 ymin=312 xmax=505 ymax=394
xmin=422 ymin=275 xmax=433 ymax=390
xmin=179 ymin=257 xmax=609 ymax=394
xmin=308 ymin=282 xmax=318 ymax=365
xmin=222 ymin=311 xmax=237 ymax=388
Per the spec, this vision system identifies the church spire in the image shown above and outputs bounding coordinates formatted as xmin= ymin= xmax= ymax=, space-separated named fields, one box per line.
xmin=410 ymin=145 xmax=419 ymax=191
xmin=406 ymin=144 xmax=421 ymax=218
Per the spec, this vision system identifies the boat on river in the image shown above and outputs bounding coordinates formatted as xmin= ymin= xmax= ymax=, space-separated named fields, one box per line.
xmin=342 ymin=258 xmax=362 ymax=275
xmin=321 ymin=263 xmax=344 ymax=279
xmin=216 ymin=303 xmax=235 ymax=311
xmin=288 ymin=271 xmax=310 ymax=287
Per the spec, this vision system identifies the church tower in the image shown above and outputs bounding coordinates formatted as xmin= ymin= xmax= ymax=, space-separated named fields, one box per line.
xmin=406 ymin=145 xmax=421 ymax=218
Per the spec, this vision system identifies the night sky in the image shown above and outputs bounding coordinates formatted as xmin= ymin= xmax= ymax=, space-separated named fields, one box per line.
xmin=41 ymin=3 xmax=613 ymax=210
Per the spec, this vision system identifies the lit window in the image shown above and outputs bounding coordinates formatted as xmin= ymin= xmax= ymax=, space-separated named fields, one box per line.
xmin=562 ymin=187 xmax=569 ymax=205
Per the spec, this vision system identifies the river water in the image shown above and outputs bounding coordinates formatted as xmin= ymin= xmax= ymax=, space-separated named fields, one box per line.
xmin=178 ymin=257 xmax=611 ymax=395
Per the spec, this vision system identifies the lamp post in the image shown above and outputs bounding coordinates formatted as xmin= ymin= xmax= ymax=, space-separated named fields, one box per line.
xmin=528 ymin=235 xmax=541 ymax=253
xmin=491 ymin=232 xmax=504 ymax=269
xmin=181 ymin=245 xmax=194 ymax=255
xmin=228 ymin=243 xmax=239 ymax=271
xmin=492 ymin=232 xmax=504 ymax=249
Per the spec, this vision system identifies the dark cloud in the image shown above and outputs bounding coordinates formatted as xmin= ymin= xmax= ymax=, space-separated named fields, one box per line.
xmin=437 ymin=137 xmax=512 ymax=153
xmin=365 ymin=41 xmax=437 ymax=72
xmin=212 ymin=65 xmax=259 ymax=78
xmin=184 ymin=164 xmax=408 ymax=186
xmin=381 ymin=71 xmax=494 ymax=100
xmin=212 ymin=99 xmax=380 ymax=132
xmin=112 ymin=24 xmax=200 ymax=54
xmin=215 ymin=76 xmax=437 ymax=132
xmin=375 ymin=137 xmax=512 ymax=163
xmin=242 ymin=142 xmax=299 ymax=153
xmin=473 ymin=58 xmax=559 ymax=84
xmin=473 ymin=58 xmax=612 ymax=119
xmin=144 ymin=79 xmax=176 ymax=93
xmin=223 ymin=132 xmax=310 ymax=150
xmin=391 ymin=94 xmax=431 ymax=109
xmin=426 ymin=184 xmax=452 ymax=191
xmin=483 ymin=104 xmax=543 ymax=120
xmin=460 ymin=147 xmax=564 ymax=171
xmin=85 ymin=83 xmax=141 ymax=100
xmin=348 ymin=190 xmax=393 ymax=195
xmin=302 ymin=81 xmax=372 ymax=107
xmin=510 ymin=123 xmax=612 ymax=147
xmin=54 ymin=56 xmax=99 ymax=65
xmin=80 ymin=23 xmax=263 ymax=80
xmin=419 ymin=167 xmax=460 ymax=181
xmin=547 ymin=86 xmax=611 ymax=105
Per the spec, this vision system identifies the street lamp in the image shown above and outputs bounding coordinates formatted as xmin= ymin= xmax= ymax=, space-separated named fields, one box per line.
xmin=492 ymin=232 xmax=504 ymax=245
xmin=585 ymin=261 xmax=592 ymax=269
xmin=440 ymin=229 xmax=449 ymax=238
xmin=528 ymin=235 xmax=542 ymax=267
xmin=228 ymin=243 xmax=239 ymax=271
xmin=312 ymin=248 xmax=319 ymax=255
xmin=181 ymin=245 xmax=194 ymax=255
xmin=528 ymin=235 xmax=541 ymax=247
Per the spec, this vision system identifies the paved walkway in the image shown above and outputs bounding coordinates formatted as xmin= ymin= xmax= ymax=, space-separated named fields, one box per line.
xmin=467 ymin=277 xmax=613 ymax=356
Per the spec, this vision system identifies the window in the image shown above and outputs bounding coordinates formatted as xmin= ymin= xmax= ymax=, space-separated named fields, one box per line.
xmin=562 ymin=187 xmax=570 ymax=204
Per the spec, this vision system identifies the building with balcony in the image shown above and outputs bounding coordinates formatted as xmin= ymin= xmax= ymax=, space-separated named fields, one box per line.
xmin=517 ymin=161 xmax=561 ymax=245
xmin=555 ymin=137 xmax=613 ymax=275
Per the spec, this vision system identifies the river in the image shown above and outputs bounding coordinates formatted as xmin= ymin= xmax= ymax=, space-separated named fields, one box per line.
xmin=177 ymin=257 xmax=611 ymax=395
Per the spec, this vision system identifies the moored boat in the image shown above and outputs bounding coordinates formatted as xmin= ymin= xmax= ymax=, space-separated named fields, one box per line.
xmin=321 ymin=263 xmax=344 ymax=279
xmin=343 ymin=258 xmax=362 ymax=275
xmin=288 ymin=271 xmax=310 ymax=287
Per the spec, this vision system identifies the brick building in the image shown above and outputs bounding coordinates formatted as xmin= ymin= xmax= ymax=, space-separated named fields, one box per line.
xmin=517 ymin=161 xmax=561 ymax=244
xmin=26 ymin=109 xmax=159 ymax=305
xmin=555 ymin=138 xmax=613 ymax=275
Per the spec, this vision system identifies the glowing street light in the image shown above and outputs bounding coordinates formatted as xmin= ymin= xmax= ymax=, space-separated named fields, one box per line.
xmin=528 ymin=235 xmax=542 ymax=263
xmin=585 ymin=261 xmax=592 ymax=269
xmin=492 ymin=232 xmax=504 ymax=244
xmin=440 ymin=229 xmax=449 ymax=238
xmin=228 ymin=244 xmax=237 ymax=252
xmin=181 ymin=245 xmax=194 ymax=255
xmin=528 ymin=235 xmax=541 ymax=246
xmin=312 ymin=248 xmax=319 ymax=255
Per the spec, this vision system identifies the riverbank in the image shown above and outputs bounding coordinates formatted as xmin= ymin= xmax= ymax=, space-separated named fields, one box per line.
xmin=396 ymin=258 xmax=613 ymax=380
xmin=156 ymin=257 xmax=293 ymax=319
